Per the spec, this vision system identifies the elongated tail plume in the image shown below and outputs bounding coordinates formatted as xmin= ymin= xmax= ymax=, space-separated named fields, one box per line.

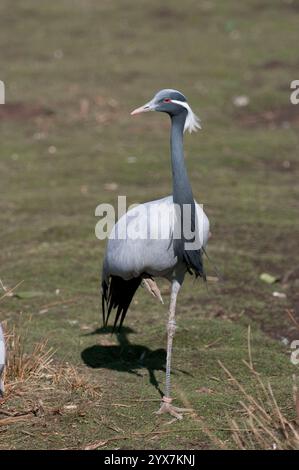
xmin=102 ymin=276 xmax=141 ymax=332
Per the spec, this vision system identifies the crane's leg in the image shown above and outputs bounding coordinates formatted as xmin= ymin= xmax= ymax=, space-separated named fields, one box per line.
xmin=156 ymin=279 xmax=193 ymax=420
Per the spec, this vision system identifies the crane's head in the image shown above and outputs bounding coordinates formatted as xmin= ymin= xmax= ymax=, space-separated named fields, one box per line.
xmin=131 ymin=89 xmax=201 ymax=133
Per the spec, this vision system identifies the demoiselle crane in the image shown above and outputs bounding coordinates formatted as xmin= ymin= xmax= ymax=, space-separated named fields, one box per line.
xmin=102 ymin=89 xmax=210 ymax=419
xmin=0 ymin=323 xmax=5 ymax=397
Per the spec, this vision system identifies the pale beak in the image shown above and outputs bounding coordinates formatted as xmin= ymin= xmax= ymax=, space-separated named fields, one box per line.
xmin=131 ymin=101 xmax=155 ymax=115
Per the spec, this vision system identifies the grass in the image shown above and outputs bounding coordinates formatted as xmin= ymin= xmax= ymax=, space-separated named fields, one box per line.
xmin=0 ymin=0 xmax=299 ymax=449
xmin=219 ymin=361 xmax=299 ymax=450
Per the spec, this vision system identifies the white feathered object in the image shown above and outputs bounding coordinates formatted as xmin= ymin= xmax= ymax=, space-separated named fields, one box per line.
xmin=0 ymin=323 xmax=5 ymax=396
xmin=102 ymin=89 xmax=210 ymax=419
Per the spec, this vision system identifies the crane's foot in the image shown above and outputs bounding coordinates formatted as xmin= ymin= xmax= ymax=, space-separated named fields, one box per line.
xmin=155 ymin=396 xmax=193 ymax=420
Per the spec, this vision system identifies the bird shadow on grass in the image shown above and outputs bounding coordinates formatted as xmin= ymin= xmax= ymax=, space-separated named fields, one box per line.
xmin=81 ymin=326 xmax=191 ymax=397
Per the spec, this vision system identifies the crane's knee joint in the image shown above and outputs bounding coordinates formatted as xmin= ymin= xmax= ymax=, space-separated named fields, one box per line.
xmin=167 ymin=319 xmax=176 ymax=336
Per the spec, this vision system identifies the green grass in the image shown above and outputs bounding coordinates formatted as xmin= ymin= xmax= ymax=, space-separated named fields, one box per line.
xmin=0 ymin=0 xmax=299 ymax=449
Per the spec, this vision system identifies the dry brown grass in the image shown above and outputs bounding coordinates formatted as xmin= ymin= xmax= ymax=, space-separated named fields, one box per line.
xmin=1 ymin=281 xmax=101 ymax=401
xmin=181 ymin=327 xmax=299 ymax=450
xmin=215 ymin=321 xmax=299 ymax=453
xmin=4 ymin=325 xmax=54 ymax=391
xmin=50 ymin=363 xmax=102 ymax=400
xmin=216 ymin=324 xmax=299 ymax=450
xmin=2 ymin=323 xmax=101 ymax=397
xmin=0 ymin=280 xmax=102 ymax=443
xmin=219 ymin=361 xmax=299 ymax=450
xmin=0 ymin=320 xmax=102 ymax=434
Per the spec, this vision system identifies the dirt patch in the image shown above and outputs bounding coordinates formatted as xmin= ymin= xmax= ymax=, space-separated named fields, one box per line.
xmin=258 ymin=158 xmax=298 ymax=173
xmin=254 ymin=1 xmax=299 ymax=13
xmin=256 ymin=59 xmax=299 ymax=71
xmin=235 ymin=104 xmax=299 ymax=128
xmin=258 ymin=60 xmax=288 ymax=70
xmin=151 ymin=7 xmax=182 ymax=19
xmin=0 ymin=103 xmax=54 ymax=121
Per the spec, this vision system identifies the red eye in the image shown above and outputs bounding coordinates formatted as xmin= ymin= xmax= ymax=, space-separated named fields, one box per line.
xmin=163 ymin=98 xmax=171 ymax=103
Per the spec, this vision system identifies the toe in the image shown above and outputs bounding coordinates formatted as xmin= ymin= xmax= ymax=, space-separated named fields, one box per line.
xmin=169 ymin=408 xmax=183 ymax=420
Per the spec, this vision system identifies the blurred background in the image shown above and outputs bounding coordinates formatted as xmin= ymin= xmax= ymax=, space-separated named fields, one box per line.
xmin=0 ymin=0 xmax=298 ymax=450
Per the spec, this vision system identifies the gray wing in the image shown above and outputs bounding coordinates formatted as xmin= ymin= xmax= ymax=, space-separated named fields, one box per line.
xmin=101 ymin=196 xmax=209 ymax=331
xmin=102 ymin=195 xmax=210 ymax=281
xmin=102 ymin=196 xmax=178 ymax=281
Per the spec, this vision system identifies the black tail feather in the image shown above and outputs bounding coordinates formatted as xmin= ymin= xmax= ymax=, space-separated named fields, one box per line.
xmin=183 ymin=248 xmax=206 ymax=280
xmin=101 ymin=276 xmax=141 ymax=333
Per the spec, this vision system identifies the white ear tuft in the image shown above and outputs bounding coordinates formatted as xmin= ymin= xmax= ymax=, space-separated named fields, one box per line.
xmin=183 ymin=104 xmax=201 ymax=133
xmin=171 ymin=100 xmax=201 ymax=133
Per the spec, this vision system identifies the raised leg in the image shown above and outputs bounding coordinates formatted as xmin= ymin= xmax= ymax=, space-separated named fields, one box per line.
xmin=156 ymin=279 xmax=193 ymax=420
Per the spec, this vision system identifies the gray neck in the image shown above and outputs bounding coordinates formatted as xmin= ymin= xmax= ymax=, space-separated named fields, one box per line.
xmin=170 ymin=112 xmax=193 ymax=204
